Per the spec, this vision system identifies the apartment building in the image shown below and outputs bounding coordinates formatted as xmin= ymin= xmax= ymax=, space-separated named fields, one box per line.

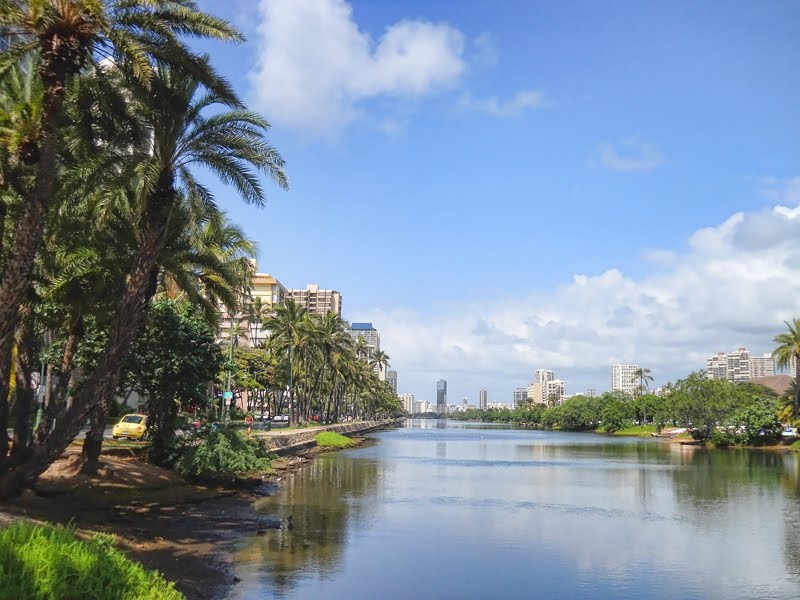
xmin=545 ymin=380 xmax=566 ymax=405
xmin=479 ymin=389 xmax=488 ymax=410
xmin=611 ymin=364 xmax=640 ymax=396
xmin=399 ymin=393 xmax=415 ymax=414
xmin=288 ymin=284 xmax=342 ymax=317
xmin=219 ymin=269 xmax=287 ymax=347
xmin=707 ymin=347 xmax=775 ymax=381
xmin=386 ymin=370 xmax=398 ymax=393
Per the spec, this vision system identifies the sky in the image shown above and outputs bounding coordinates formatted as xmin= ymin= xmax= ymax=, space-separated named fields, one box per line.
xmin=195 ymin=0 xmax=800 ymax=405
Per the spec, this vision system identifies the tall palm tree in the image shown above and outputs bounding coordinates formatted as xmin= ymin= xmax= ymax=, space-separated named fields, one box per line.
xmin=0 ymin=63 xmax=287 ymax=493
xmin=244 ymin=296 xmax=270 ymax=348
xmin=0 ymin=0 xmax=242 ymax=483
xmin=370 ymin=349 xmax=390 ymax=380
xmin=631 ymin=367 xmax=653 ymax=424
xmin=774 ymin=318 xmax=800 ymax=421
xmin=264 ymin=299 xmax=307 ymax=426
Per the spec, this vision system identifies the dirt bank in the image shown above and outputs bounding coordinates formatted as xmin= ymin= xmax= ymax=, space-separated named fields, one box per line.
xmin=0 ymin=423 xmax=396 ymax=600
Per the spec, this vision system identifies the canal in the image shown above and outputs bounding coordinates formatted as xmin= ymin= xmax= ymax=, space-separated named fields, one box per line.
xmin=227 ymin=419 xmax=800 ymax=599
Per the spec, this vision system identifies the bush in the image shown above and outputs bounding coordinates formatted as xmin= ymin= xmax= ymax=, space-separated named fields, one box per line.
xmin=710 ymin=428 xmax=739 ymax=447
xmin=0 ymin=522 xmax=182 ymax=600
xmin=171 ymin=426 xmax=272 ymax=478
xmin=315 ymin=431 xmax=354 ymax=449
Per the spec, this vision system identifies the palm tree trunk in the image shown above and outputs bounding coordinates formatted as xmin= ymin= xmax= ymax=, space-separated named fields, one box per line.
xmin=794 ymin=359 xmax=799 ymax=421
xmin=0 ymin=196 xmax=171 ymax=498
xmin=0 ymin=57 xmax=68 ymax=462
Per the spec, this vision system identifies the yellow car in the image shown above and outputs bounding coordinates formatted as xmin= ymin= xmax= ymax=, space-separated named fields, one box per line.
xmin=112 ymin=414 xmax=148 ymax=440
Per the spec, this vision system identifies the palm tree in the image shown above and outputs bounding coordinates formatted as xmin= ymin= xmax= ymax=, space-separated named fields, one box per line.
xmin=0 ymin=1 xmax=243 ymax=439
xmin=774 ymin=318 xmax=800 ymax=421
xmin=264 ymin=300 xmax=307 ymax=426
xmin=370 ymin=349 xmax=390 ymax=380
xmin=244 ymin=296 xmax=270 ymax=348
xmin=631 ymin=367 xmax=653 ymax=424
xmin=0 ymin=63 xmax=287 ymax=493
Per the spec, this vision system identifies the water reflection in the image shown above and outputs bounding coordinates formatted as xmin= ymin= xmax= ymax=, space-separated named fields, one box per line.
xmin=235 ymin=455 xmax=381 ymax=597
xmin=230 ymin=421 xmax=800 ymax=599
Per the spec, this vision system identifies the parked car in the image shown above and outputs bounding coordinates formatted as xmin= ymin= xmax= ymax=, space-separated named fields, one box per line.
xmin=112 ymin=414 xmax=148 ymax=440
xmin=272 ymin=415 xmax=290 ymax=424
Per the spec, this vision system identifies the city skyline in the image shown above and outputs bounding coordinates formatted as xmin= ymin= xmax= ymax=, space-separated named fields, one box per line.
xmin=199 ymin=0 xmax=800 ymax=406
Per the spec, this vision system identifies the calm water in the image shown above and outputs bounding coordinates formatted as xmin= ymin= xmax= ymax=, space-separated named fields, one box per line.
xmin=228 ymin=420 xmax=800 ymax=599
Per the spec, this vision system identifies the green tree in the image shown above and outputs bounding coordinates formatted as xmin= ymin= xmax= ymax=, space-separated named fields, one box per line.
xmin=773 ymin=318 xmax=800 ymax=421
xmin=630 ymin=366 xmax=653 ymax=424
xmin=120 ymin=299 xmax=222 ymax=465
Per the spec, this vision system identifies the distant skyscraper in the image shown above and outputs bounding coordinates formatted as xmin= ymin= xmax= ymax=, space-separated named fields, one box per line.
xmin=436 ymin=379 xmax=447 ymax=413
xmin=386 ymin=370 xmax=397 ymax=393
xmin=545 ymin=380 xmax=565 ymax=405
xmin=513 ymin=387 xmax=528 ymax=408
xmin=750 ymin=354 xmax=776 ymax=378
xmin=479 ymin=389 xmax=488 ymax=410
xmin=611 ymin=364 xmax=640 ymax=396
xmin=347 ymin=322 xmax=380 ymax=353
xmin=288 ymin=284 xmax=342 ymax=316
xmin=531 ymin=369 xmax=555 ymax=404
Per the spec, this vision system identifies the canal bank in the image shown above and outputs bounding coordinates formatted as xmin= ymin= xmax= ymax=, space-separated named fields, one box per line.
xmin=0 ymin=418 xmax=401 ymax=600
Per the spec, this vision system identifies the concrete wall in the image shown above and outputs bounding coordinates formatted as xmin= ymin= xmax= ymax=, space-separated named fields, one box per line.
xmin=259 ymin=420 xmax=399 ymax=455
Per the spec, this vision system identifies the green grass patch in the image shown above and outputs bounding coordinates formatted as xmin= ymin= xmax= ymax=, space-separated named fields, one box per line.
xmin=0 ymin=522 xmax=182 ymax=600
xmin=315 ymin=431 xmax=355 ymax=449
xmin=789 ymin=439 xmax=800 ymax=450
xmin=610 ymin=424 xmax=658 ymax=436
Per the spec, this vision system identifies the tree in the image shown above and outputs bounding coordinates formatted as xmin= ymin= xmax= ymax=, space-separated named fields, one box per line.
xmin=263 ymin=299 xmax=307 ymax=426
xmin=120 ymin=299 xmax=222 ymax=465
xmin=671 ymin=372 xmax=751 ymax=440
xmin=631 ymin=367 xmax=653 ymax=424
xmin=0 ymin=0 xmax=242 ymax=454
xmin=773 ymin=318 xmax=800 ymax=421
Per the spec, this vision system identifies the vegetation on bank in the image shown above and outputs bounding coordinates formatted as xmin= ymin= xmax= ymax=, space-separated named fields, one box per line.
xmin=445 ymin=373 xmax=789 ymax=446
xmin=171 ymin=427 xmax=272 ymax=479
xmin=0 ymin=522 xmax=182 ymax=600
xmin=315 ymin=431 xmax=355 ymax=449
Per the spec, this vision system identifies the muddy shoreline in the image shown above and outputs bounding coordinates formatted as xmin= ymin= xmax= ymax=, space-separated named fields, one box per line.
xmin=0 ymin=436 xmax=376 ymax=600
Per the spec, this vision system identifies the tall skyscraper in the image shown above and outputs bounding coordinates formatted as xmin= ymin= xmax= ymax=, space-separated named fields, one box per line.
xmin=386 ymin=370 xmax=398 ymax=393
xmin=436 ymin=379 xmax=447 ymax=413
xmin=611 ymin=364 xmax=640 ymax=396
xmin=479 ymin=389 xmax=488 ymax=410
xmin=288 ymin=284 xmax=342 ymax=316
xmin=347 ymin=322 xmax=380 ymax=353
xmin=399 ymin=393 xmax=414 ymax=414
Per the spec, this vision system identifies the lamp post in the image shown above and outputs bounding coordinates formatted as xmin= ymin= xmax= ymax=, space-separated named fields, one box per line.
xmin=224 ymin=313 xmax=236 ymax=422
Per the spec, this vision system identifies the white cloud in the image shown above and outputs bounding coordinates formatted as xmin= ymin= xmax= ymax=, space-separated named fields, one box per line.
xmin=366 ymin=193 xmax=800 ymax=402
xmin=459 ymin=90 xmax=545 ymax=118
xmin=471 ymin=31 xmax=499 ymax=67
xmin=248 ymin=0 xmax=466 ymax=137
xmin=760 ymin=176 xmax=800 ymax=204
xmin=594 ymin=140 xmax=664 ymax=172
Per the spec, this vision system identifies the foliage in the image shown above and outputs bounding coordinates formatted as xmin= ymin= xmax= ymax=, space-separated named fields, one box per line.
xmin=728 ymin=397 xmax=784 ymax=446
xmin=773 ymin=318 xmax=800 ymax=420
xmin=315 ymin=431 xmax=355 ymax=449
xmin=171 ymin=427 xmax=272 ymax=478
xmin=672 ymin=372 xmax=753 ymax=440
xmin=0 ymin=522 xmax=182 ymax=600
xmin=120 ymin=299 xmax=222 ymax=465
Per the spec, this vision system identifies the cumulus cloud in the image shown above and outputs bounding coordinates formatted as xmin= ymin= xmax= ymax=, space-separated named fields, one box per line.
xmin=459 ymin=90 xmax=545 ymax=117
xmin=248 ymin=0 xmax=466 ymax=136
xmin=366 ymin=196 xmax=800 ymax=402
xmin=594 ymin=140 xmax=664 ymax=172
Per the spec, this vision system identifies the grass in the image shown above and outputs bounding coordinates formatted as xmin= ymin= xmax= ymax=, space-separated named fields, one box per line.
xmin=789 ymin=439 xmax=800 ymax=450
xmin=0 ymin=522 xmax=182 ymax=600
xmin=606 ymin=424 xmax=658 ymax=436
xmin=315 ymin=431 xmax=355 ymax=449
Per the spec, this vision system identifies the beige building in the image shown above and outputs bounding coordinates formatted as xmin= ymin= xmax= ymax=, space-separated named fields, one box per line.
xmin=707 ymin=347 xmax=776 ymax=381
xmin=611 ymin=364 xmax=640 ymax=396
xmin=288 ymin=284 xmax=342 ymax=317
xmin=219 ymin=269 xmax=287 ymax=348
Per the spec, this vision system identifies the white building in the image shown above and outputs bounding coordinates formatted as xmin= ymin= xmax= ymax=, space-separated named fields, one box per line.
xmin=529 ymin=369 xmax=555 ymax=405
xmin=611 ymin=364 xmax=640 ymax=396
xmin=545 ymin=379 xmax=565 ymax=405
xmin=399 ymin=393 xmax=414 ymax=414
xmin=513 ymin=387 xmax=528 ymax=408
xmin=706 ymin=347 xmax=774 ymax=382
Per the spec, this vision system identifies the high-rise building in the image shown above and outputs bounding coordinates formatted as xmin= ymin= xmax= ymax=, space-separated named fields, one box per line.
xmin=436 ymin=379 xmax=447 ymax=413
xmin=513 ymin=387 xmax=528 ymax=409
xmin=288 ymin=284 xmax=342 ymax=317
xmin=707 ymin=347 xmax=775 ymax=381
xmin=218 ymin=265 xmax=287 ymax=347
xmin=530 ymin=369 xmax=555 ymax=404
xmin=479 ymin=389 xmax=488 ymax=410
xmin=611 ymin=364 xmax=640 ymax=396
xmin=750 ymin=354 xmax=776 ymax=378
xmin=545 ymin=380 xmax=565 ymax=405
xmin=386 ymin=370 xmax=398 ymax=393
xmin=399 ymin=393 xmax=414 ymax=414
xmin=347 ymin=323 xmax=380 ymax=353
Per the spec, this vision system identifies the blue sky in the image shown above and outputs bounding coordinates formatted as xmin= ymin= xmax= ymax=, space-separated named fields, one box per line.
xmin=196 ymin=0 xmax=800 ymax=405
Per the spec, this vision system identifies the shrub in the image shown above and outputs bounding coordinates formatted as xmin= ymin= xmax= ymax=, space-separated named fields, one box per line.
xmin=315 ymin=431 xmax=355 ymax=449
xmin=0 ymin=522 xmax=182 ymax=600
xmin=171 ymin=427 xmax=272 ymax=478
xmin=710 ymin=428 xmax=739 ymax=447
